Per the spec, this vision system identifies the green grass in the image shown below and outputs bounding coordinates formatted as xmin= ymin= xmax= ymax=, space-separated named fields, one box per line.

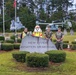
xmin=0 ymin=50 xmax=76 ymax=75
xmin=0 ymin=32 xmax=76 ymax=75
xmin=63 ymin=35 xmax=76 ymax=43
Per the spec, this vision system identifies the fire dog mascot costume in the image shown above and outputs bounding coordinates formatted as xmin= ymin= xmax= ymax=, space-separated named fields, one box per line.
xmin=33 ymin=25 xmax=42 ymax=37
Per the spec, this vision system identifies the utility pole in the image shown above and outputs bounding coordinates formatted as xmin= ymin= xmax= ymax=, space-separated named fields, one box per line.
xmin=3 ymin=0 xmax=5 ymax=37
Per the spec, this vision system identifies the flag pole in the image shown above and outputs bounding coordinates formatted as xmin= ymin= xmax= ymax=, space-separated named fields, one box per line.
xmin=15 ymin=0 xmax=16 ymax=30
xmin=3 ymin=0 xmax=5 ymax=37
xmin=14 ymin=0 xmax=17 ymax=42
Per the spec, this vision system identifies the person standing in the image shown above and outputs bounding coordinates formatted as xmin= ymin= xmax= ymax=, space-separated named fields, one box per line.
xmin=21 ymin=28 xmax=28 ymax=39
xmin=44 ymin=26 xmax=53 ymax=41
xmin=55 ymin=27 xmax=64 ymax=50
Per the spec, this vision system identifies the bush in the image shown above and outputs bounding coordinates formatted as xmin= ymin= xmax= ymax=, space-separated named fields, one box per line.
xmin=17 ymin=39 xmax=22 ymax=43
xmin=0 ymin=40 xmax=4 ymax=43
xmin=10 ymin=35 xmax=15 ymax=41
xmin=71 ymin=41 xmax=76 ymax=44
xmin=6 ymin=39 xmax=14 ymax=43
xmin=63 ymin=41 xmax=69 ymax=43
xmin=45 ymin=50 xmax=66 ymax=63
xmin=71 ymin=44 xmax=76 ymax=50
xmin=14 ymin=43 xmax=20 ymax=49
xmin=63 ymin=43 xmax=68 ymax=49
xmin=26 ymin=53 xmax=49 ymax=67
xmin=1 ymin=43 xmax=14 ymax=51
xmin=12 ymin=51 xmax=29 ymax=63
xmin=0 ymin=36 xmax=5 ymax=41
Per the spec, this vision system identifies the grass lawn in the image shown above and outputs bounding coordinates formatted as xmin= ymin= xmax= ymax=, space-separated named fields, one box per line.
xmin=0 ymin=32 xmax=76 ymax=75
xmin=0 ymin=50 xmax=76 ymax=75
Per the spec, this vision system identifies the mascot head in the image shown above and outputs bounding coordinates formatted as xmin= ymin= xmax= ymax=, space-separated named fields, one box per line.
xmin=34 ymin=25 xmax=42 ymax=32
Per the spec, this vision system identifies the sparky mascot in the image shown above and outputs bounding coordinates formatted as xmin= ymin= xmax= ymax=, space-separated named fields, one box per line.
xmin=32 ymin=25 xmax=42 ymax=37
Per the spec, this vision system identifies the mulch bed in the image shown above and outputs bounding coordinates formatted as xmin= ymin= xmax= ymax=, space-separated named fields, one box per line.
xmin=14 ymin=62 xmax=49 ymax=72
xmin=0 ymin=50 xmax=6 ymax=53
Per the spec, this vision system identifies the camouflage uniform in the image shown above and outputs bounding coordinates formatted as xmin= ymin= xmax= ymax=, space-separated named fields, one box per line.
xmin=55 ymin=32 xmax=64 ymax=50
xmin=44 ymin=31 xmax=53 ymax=40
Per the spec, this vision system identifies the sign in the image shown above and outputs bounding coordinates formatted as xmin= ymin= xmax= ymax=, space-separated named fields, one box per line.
xmin=20 ymin=35 xmax=57 ymax=53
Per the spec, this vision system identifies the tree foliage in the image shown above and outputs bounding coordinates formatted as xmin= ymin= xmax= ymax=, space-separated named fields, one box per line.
xmin=0 ymin=0 xmax=74 ymax=32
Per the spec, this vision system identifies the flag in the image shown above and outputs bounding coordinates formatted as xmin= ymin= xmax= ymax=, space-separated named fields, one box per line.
xmin=13 ymin=0 xmax=16 ymax=8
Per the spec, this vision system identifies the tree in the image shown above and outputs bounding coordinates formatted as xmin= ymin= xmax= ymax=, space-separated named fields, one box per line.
xmin=18 ymin=7 xmax=36 ymax=31
xmin=5 ymin=0 xmax=14 ymax=18
xmin=49 ymin=11 xmax=64 ymax=21
xmin=0 ymin=0 xmax=74 ymax=32
xmin=55 ymin=0 xmax=73 ymax=12
xmin=0 ymin=0 xmax=2 ymax=8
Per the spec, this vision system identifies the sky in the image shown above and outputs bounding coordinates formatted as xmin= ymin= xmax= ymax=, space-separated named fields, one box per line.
xmin=74 ymin=0 xmax=76 ymax=4
xmin=68 ymin=0 xmax=76 ymax=10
